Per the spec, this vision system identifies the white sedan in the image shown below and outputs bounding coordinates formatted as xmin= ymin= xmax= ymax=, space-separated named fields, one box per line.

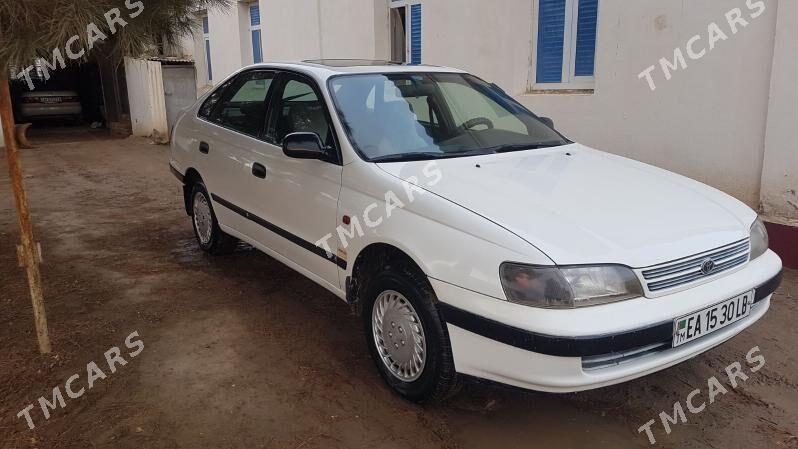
xmin=170 ymin=60 xmax=782 ymax=402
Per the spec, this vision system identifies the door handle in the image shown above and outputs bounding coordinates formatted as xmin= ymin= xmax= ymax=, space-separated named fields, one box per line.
xmin=199 ymin=141 xmax=210 ymax=154
xmin=252 ymin=162 xmax=267 ymax=179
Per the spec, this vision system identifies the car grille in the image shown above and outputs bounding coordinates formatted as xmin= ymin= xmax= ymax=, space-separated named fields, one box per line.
xmin=641 ymin=239 xmax=750 ymax=293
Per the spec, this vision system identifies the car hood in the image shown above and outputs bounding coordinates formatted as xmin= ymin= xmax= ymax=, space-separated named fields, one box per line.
xmin=377 ymin=144 xmax=756 ymax=267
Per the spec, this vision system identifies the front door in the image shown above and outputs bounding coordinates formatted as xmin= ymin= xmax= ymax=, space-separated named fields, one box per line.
xmin=245 ymin=72 xmax=343 ymax=290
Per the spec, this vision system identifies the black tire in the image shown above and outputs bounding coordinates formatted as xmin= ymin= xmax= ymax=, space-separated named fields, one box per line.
xmin=189 ymin=182 xmax=237 ymax=255
xmin=363 ymin=261 xmax=459 ymax=403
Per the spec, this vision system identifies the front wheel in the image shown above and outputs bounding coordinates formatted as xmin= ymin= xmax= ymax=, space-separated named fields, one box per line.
xmin=363 ymin=263 xmax=459 ymax=403
xmin=190 ymin=183 xmax=237 ymax=255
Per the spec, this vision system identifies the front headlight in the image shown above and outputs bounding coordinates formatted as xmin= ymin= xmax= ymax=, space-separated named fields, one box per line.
xmin=500 ymin=263 xmax=644 ymax=309
xmin=749 ymin=218 xmax=769 ymax=260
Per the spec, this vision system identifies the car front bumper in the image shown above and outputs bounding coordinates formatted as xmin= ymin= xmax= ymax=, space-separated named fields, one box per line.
xmin=432 ymin=250 xmax=782 ymax=393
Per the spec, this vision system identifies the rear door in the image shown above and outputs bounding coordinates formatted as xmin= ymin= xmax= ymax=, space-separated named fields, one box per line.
xmin=198 ymin=70 xmax=277 ymax=239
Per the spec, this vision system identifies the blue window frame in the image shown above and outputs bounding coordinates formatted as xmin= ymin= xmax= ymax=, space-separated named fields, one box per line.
xmin=574 ymin=0 xmax=598 ymax=77
xmin=249 ymin=4 xmax=260 ymax=26
xmin=410 ymin=4 xmax=422 ymax=65
xmin=249 ymin=4 xmax=263 ymax=63
xmin=202 ymin=16 xmax=213 ymax=82
xmin=535 ymin=0 xmax=598 ymax=88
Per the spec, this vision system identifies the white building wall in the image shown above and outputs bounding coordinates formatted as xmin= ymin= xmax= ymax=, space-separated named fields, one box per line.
xmin=516 ymin=0 xmax=778 ymax=209
xmin=423 ymin=0 xmax=533 ymax=95
xmin=259 ymin=0 xmax=322 ymax=61
xmin=196 ymin=0 xmax=387 ymax=82
xmin=259 ymin=0 xmax=384 ymax=62
xmin=207 ymin=5 xmax=247 ymax=83
xmin=761 ymin=0 xmax=798 ymax=222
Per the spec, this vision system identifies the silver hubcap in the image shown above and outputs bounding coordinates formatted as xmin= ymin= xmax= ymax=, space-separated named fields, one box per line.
xmin=192 ymin=193 xmax=213 ymax=245
xmin=372 ymin=290 xmax=427 ymax=382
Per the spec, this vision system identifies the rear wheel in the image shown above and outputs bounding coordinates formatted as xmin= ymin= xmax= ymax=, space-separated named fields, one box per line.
xmin=190 ymin=183 xmax=237 ymax=255
xmin=363 ymin=262 xmax=459 ymax=403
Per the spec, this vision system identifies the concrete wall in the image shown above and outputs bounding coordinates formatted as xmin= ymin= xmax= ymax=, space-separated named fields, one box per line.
xmin=761 ymin=0 xmax=798 ymax=222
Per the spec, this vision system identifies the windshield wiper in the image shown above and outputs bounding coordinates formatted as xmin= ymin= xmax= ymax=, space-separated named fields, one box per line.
xmin=491 ymin=141 xmax=567 ymax=153
xmin=370 ymin=149 xmax=493 ymax=163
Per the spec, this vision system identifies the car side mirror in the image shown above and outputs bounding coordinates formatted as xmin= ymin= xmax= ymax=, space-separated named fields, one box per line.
xmin=539 ymin=117 xmax=555 ymax=128
xmin=282 ymin=132 xmax=328 ymax=160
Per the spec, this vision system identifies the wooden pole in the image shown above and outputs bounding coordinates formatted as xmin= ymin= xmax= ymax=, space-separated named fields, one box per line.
xmin=0 ymin=75 xmax=51 ymax=354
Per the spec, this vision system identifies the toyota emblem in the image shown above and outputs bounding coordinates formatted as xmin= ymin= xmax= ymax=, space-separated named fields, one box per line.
xmin=701 ymin=258 xmax=715 ymax=275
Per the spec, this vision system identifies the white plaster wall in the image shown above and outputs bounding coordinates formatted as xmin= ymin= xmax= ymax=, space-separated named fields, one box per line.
xmin=260 ymin=0 xmax=322 ymax=61
xmin=761 ymin=0 xmax=798 ymax=221
xmin=238 ymin=2 xmax=255 ymax=66
xmin=207 ymin=3 xmax=246 ymax=82
xmin=317 ymin=0 xmax=378 ymax=59
xmin=197 ymin=0 xmax=386 ymax=82
xmin=422 ymin=0 xmax=534 ymax=95
xmin=415 ymin=0 xmax=779 ymax=208
xmin=513 ymin=0 xmax=778 ymax=208
xmin=259 ymin=0 xmax=381 ymax=62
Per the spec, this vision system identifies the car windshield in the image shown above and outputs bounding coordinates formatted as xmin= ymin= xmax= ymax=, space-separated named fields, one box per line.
xmin=328 ymin=72 xmax=569 ymax=162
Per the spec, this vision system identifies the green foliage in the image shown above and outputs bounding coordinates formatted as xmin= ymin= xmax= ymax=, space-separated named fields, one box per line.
xmin=0 ymin=0 xmax=228 ymax=70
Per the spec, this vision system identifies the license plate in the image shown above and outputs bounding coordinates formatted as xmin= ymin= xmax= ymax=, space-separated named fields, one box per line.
xmin=41 ymin=97 xmax=61 ymax=104
xmin=672 ymin=290 xmax=754 ymax=347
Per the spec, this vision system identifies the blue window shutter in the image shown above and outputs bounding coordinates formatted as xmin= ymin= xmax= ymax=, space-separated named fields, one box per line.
xmin=205 ymin=39 xmax=213 ymax=81
xmin=536 ymin=0 xmax=566 ymax=83
xmin=202 ymin=16 xmax=209 ymax=34
xmin=410 ymin=4 xmax=422 ymax=65
xmin=252 ymin=29 xmax=263 ymax=63
xmin=574 ymin=0 xmax=598 ymax=76
xmin=250 ymin=4 xmax=260 ymax=27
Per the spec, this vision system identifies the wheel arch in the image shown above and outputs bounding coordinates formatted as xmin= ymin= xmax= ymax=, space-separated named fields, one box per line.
xmin=347 ymin=242 xmax=432 ymax=315
xmin=181 ymin=168 xmax=204 ymax=215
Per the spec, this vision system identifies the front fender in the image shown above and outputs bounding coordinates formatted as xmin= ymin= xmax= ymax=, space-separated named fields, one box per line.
xmin=339 ymin=160 xmax=553 ymax=300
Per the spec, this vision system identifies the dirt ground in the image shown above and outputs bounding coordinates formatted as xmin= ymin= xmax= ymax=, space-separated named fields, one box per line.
xmin=1 ymin=132 xmax=796 ymax=449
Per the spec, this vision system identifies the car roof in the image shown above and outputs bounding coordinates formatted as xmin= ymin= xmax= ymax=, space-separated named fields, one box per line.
xmin=242 ymin=60 xmax=467 ymax=80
